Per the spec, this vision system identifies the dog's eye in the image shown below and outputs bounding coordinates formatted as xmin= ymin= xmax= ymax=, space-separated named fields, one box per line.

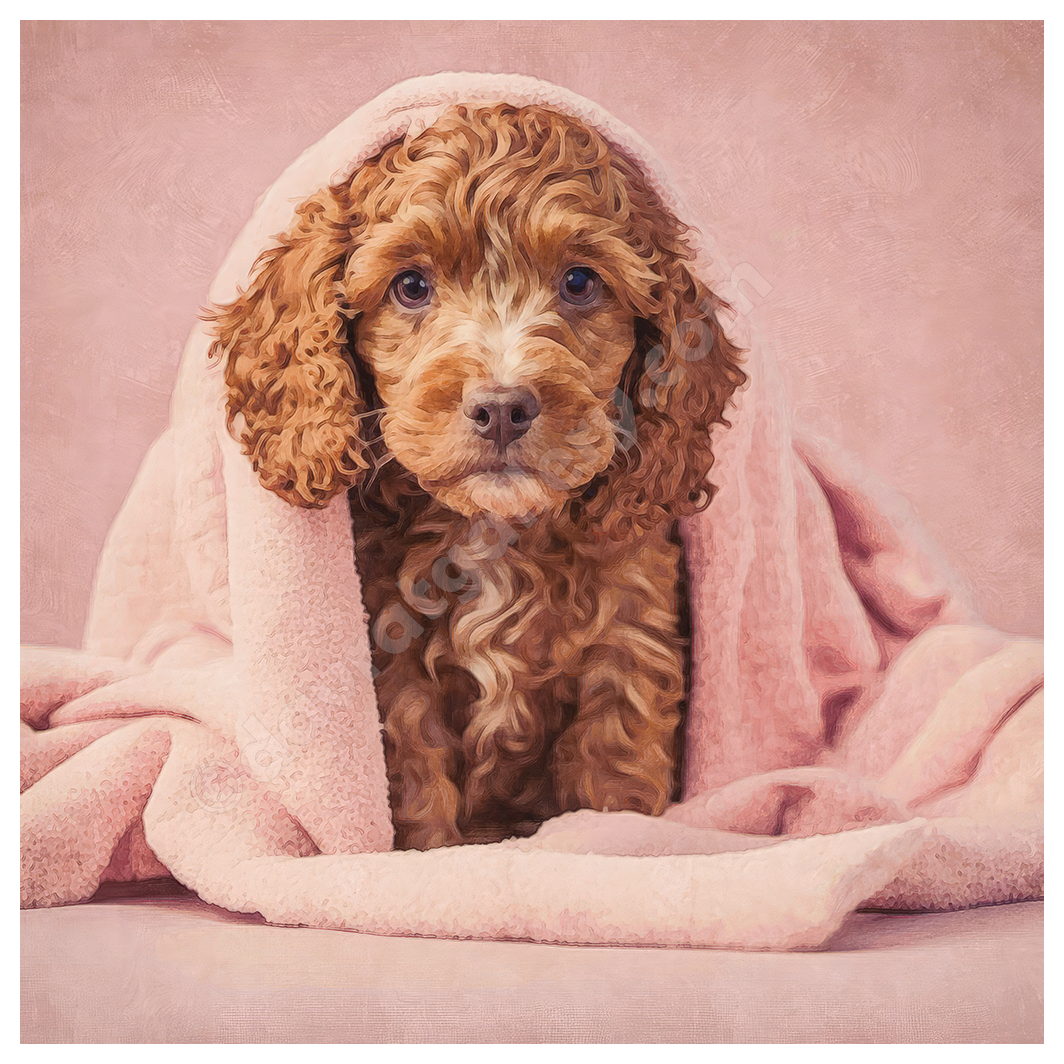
xmin=391 ymin=269 xmax=432 ymax=309
xmin=560 ymin=266 xmax=600 ymax=306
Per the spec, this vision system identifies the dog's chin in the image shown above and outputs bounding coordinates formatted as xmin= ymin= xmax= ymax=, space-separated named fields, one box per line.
xmin=430 ymin=471 xmax=563 ymax=522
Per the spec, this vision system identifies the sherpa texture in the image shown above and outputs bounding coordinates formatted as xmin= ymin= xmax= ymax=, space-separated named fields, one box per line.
xmin=20 ymin=73 xmax=1043 ymax=949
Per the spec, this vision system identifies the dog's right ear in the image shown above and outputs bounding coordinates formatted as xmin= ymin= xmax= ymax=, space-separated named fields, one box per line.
xmin=207 ymin=186 xmax=372 ymax=508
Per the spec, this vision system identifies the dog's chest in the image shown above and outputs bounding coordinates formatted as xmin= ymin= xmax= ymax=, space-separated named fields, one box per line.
xmin=359 ymin=514 xmax=682 ymax=686
xmin=353 ymin=504 xmax=689 ymax=837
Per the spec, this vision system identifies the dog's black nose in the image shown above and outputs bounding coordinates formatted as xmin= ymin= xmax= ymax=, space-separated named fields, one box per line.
xmin=463 ymin=386 xmax=541 ymax=449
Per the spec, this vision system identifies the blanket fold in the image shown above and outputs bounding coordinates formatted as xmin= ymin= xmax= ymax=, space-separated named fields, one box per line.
xmin=20 ymin=73 xmax=1042 ymax=949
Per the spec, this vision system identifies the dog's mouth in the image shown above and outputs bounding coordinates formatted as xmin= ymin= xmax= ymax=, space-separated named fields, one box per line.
xmin=427 ymin=470 xmax=555 ymax=521
xmin=414 ymin=451 xmax=573 ymax=521
xmin=382 ymin=403 xmax=619 ymax=519
xmin=421 ymin=463 xmax=541 ymax=495
xmin=427 ymin=427 xmax=563 ymax=481
xmin=419 ymin=450 xmax=530 ymax=486
xmin=469 ymin=456 xmax=520 ymax=475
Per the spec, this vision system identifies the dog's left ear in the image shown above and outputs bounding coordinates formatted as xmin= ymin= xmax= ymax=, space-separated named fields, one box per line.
xmin=593 ymin=255 xmax=747 ymax=534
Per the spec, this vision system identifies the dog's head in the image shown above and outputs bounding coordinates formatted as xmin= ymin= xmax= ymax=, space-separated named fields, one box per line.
xmin=211 ymin=104 xmax=745 ymax=531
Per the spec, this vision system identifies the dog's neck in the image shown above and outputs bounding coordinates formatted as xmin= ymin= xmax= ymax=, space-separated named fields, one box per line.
xmin=348 ymin=471 xmax=642 ymax=633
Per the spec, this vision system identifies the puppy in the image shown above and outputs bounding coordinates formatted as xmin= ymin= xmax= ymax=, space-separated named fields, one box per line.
xmin=210 ymin=103 xmax=745 ymax=850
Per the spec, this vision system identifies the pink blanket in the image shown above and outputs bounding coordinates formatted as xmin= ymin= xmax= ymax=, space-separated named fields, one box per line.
xmin=20 ymin=73 xmax=1043 ymax=949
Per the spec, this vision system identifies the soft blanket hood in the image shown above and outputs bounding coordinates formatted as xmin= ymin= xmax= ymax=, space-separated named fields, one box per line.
xmin=20 ymin=73 xmax=1043 ymax=949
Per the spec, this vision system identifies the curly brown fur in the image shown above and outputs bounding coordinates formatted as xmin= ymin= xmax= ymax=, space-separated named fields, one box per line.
xmin=209 ymin=103 xmax=745 ymax=849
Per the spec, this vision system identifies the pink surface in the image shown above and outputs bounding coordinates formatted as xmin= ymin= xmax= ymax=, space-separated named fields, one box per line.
xmin=21 ymin=892 xmax=1044 ymax=1043
xmin=20 ymin=22 xmax=1042 ymax=647
xmin=20 ymin=73 xmax=1043 ymax=951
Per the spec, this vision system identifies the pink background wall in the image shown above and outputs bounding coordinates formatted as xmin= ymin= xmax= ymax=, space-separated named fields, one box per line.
xmin=21 ymin=21 xmax=1042 ymax=646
